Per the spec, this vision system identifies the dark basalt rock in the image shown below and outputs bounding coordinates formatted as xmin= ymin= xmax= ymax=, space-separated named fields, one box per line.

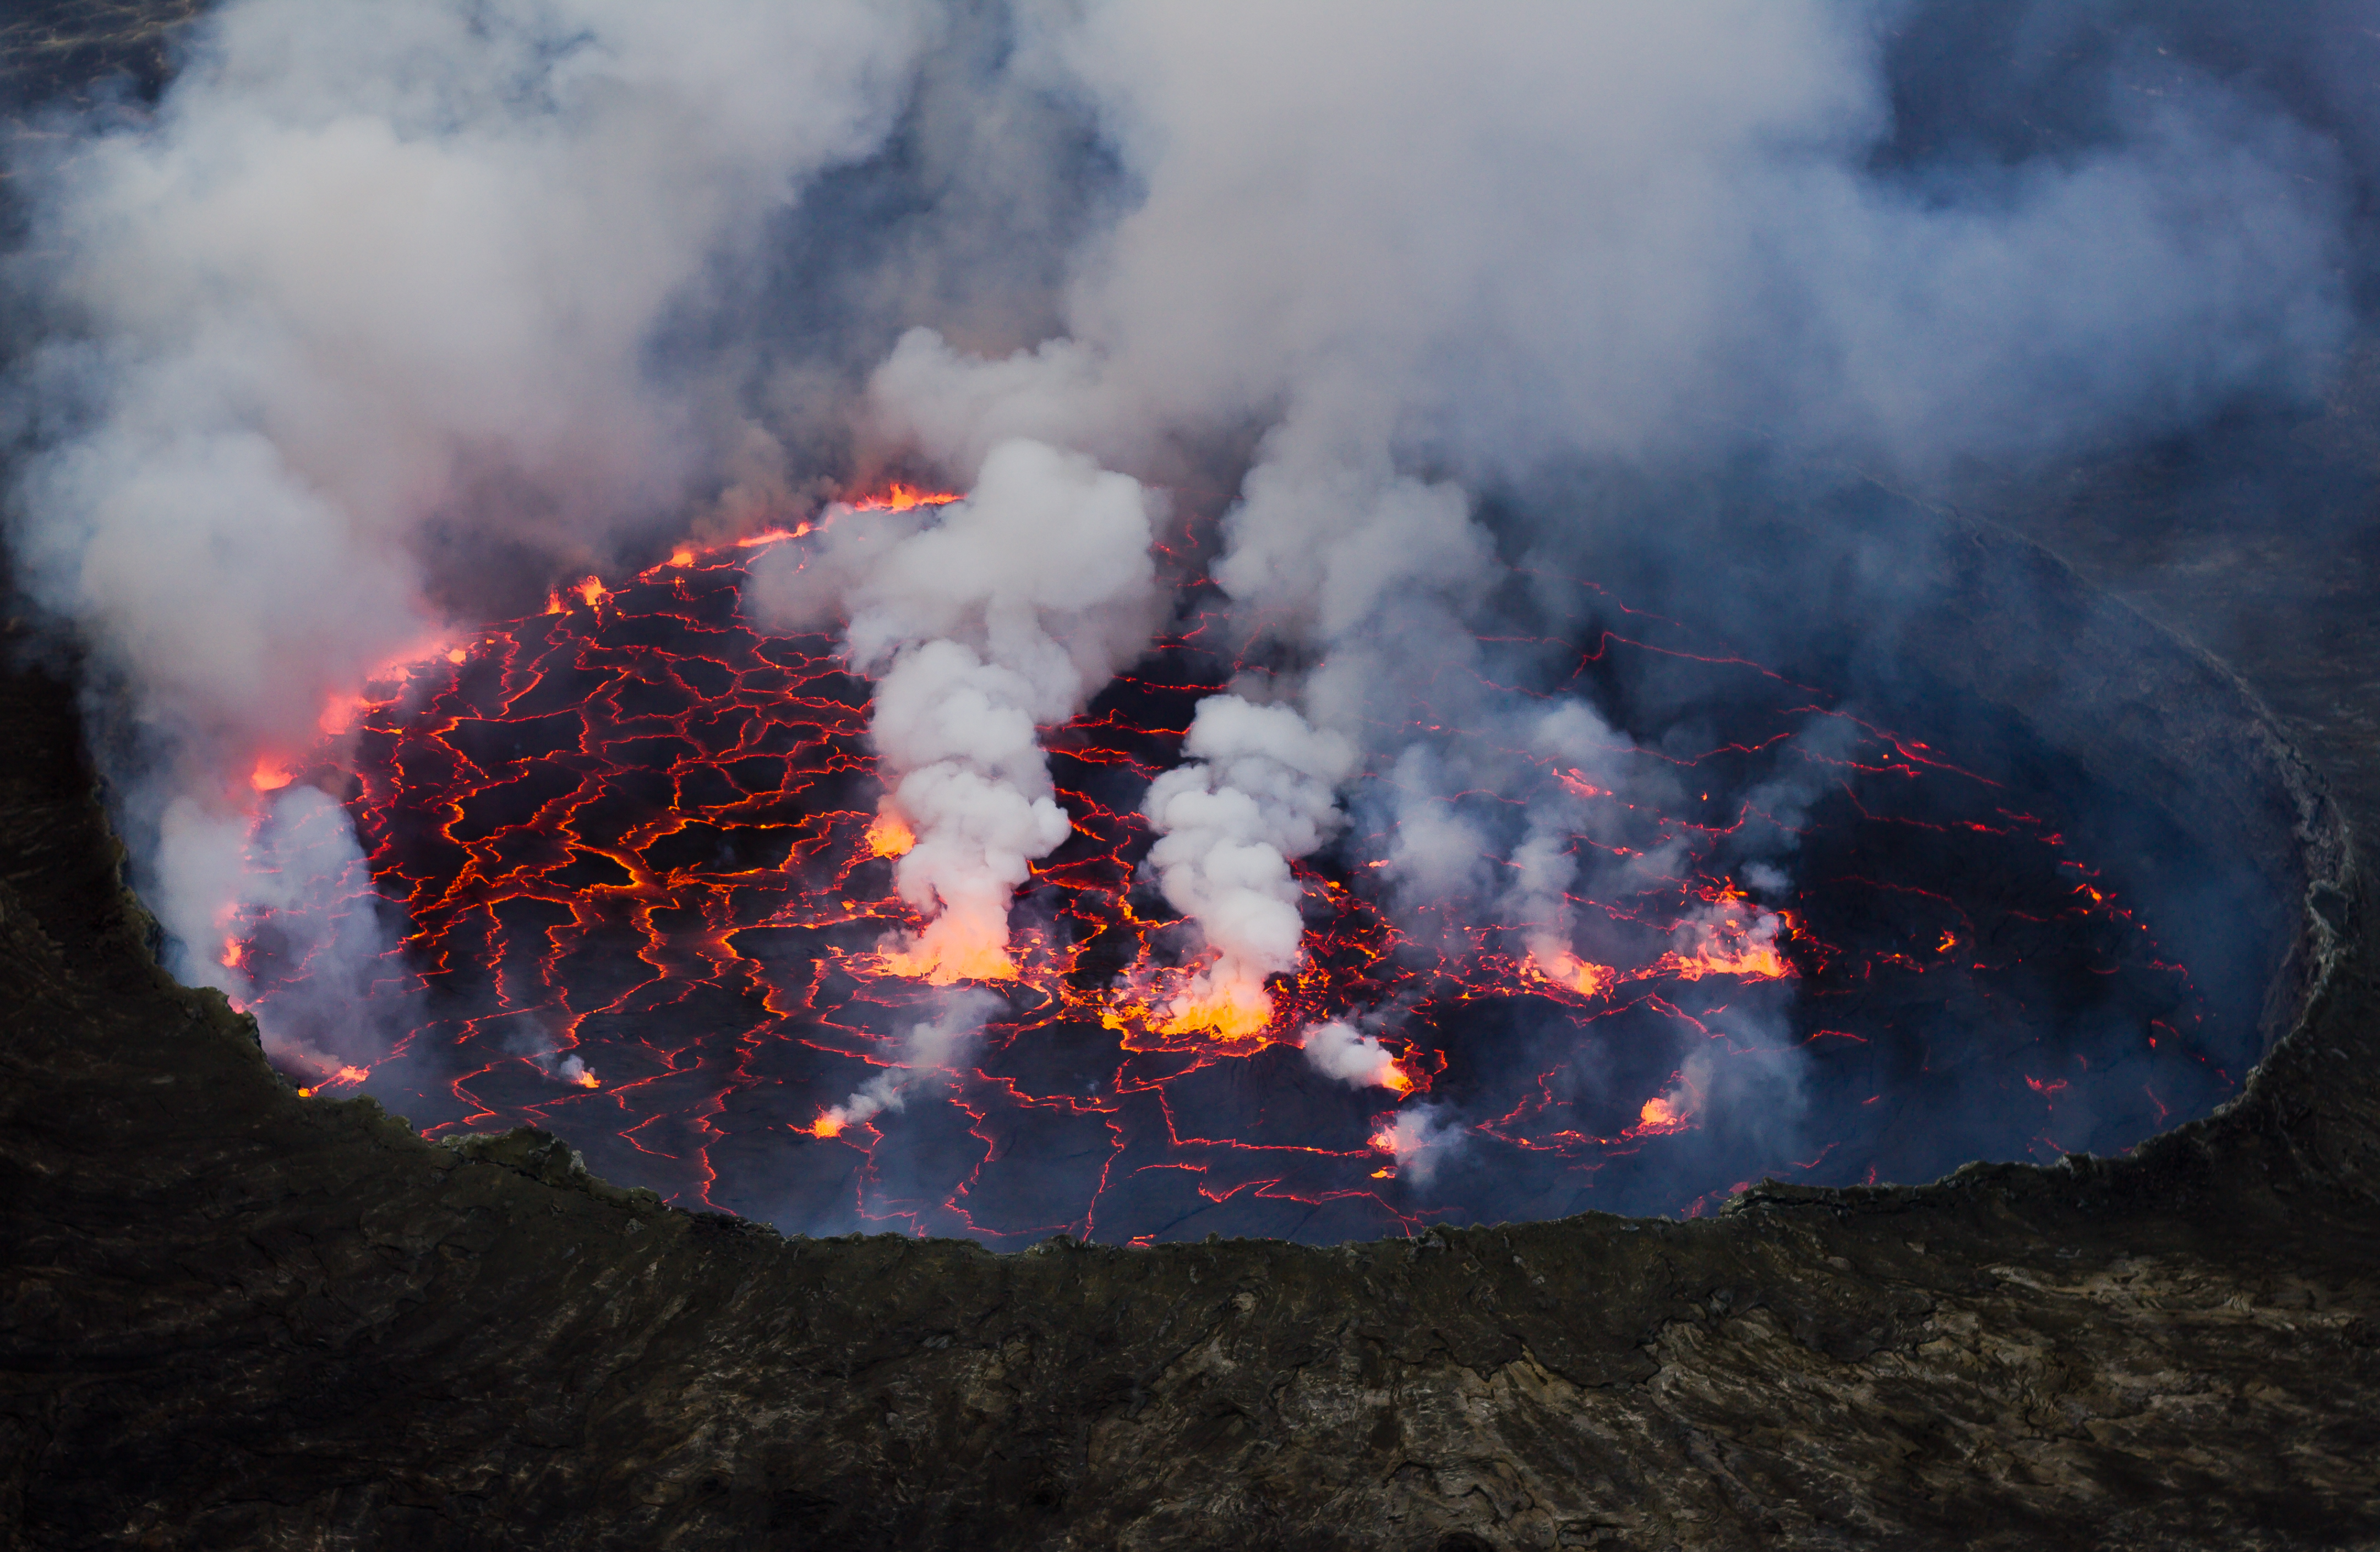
xmin=4 ymin=507 xmax=2379 ymax=1551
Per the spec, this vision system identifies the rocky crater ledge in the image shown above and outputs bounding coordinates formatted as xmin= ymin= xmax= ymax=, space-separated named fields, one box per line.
xmin=6 ymin=521 xmax=2380 ymax=1551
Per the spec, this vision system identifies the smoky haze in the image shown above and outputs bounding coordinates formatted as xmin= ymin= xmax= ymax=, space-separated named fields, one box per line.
xmin=1 ymin=0 xmax=2367 ymax=1234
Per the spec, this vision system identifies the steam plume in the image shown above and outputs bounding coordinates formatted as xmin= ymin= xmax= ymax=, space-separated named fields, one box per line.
xmin=1139 ymin=695 xmax=1353 ymax=1036
xmin=858 ymin=0 xmax=2350 ymax=1167
xmin=813 ymin=989 xmax=1001 ymax=1136
xmin=1300 ymin=1019 xmax=1407 ymax=1092
xmin=2 ymin=0 xmax=2365 ymax=1215
xmin=4 ymin=0 xmax=929 ymax=1064
xmin=747 ymin=439 xmax=1158 ymax=981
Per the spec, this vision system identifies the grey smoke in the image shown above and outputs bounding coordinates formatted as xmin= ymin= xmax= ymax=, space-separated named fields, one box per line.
xmin=817 ymin=987 xmax=1003 ymax=1134
xmin=4 ymin=0 xmax=934 ymax=1066
xmin=1 ymin=0 xmax=2360 ymax=1166
xmin=865 ymin=0 xmax=2349 ymax=1172
xmin=745 ymin=436 xmax=1160 ymax=982
xmin=1300 ymin=1018 xmax=1406 ymax=1092
xmin=1139 ymin=693 xmax=1354 ymax=1035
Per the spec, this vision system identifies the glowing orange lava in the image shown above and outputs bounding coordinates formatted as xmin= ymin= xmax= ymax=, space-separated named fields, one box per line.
xmin=217 ymin=498 xmax=2218 ymax=1243
xmin=295 ymin=1064 xmax=372 ymax=1099
xmin=733 ymin=524 xmax=809 ymax=549
xmin=1665 ymin=890 xmax=1795 ymax=981
xmin=1527 ymin=949 xmax=1614 ymax=998
xmin=317 ymin=694 xmax=369 ymax=736
xmin=1151 ymin=966 xmax=1276 ymax=1041
xmin=849 ymin=482 xmax=960 ymax=513
xmin=1555 ymin=769 xmax=1607 ymax=801
xmin=864 ymin=807 xmax=915 ymax=858
xmin=876 ymin=911 xmax=1020 ymax=985
xmin=1667 ymin=938 xmax=1792 ymax=980
xmin=1626 ymin=1088 xmax=1695 ymax=1138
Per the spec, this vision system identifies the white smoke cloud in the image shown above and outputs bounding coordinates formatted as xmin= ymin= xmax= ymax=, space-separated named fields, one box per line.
xmin=863 ymin=4 xmax=2350 ymax=794
xmin=814 ymin=988 xmax=1001 ymax=1134
xmin=871 ymin=328 xmax=1150 ymax=483
xmin=1139 ymin=695 xmax=1354 ymax=1036
xmin=1027 ymin=2 xmax=2343 ymax=475
xmin=872 ymin=0 xmax=2350 ymax=750
xmin=1741 ymin=861 xmax=1792 ymax=900
xmin=1369 ymin=1102 xmax=1465 ymax=1187
xmin=165 ymin=782 xmax=395 ymax=1078
xmin=19 ymin=0 xmax=930 ymax=752
xmin=5 ymin=0 xmax=934 ymax=1062
xmin=6 ymin=0 xmax=2357 ymax=1177
xmin=1299 ymin=1019 xmax=1406 ymax=1091
xmin=746 ymin=438 xmax=1159 ymax=981
xmin=1654 ymin=1036 xmax=1813 ymax=1167
xmin=1500 ymin=701 xmax=1651 ymax=990
xmin=856 ymin=3 xmax=2348 ymax=1115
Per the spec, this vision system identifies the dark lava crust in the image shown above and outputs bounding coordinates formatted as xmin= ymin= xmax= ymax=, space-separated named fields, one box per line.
xmin=5 ymin=512 xmax=2379 ymax=1551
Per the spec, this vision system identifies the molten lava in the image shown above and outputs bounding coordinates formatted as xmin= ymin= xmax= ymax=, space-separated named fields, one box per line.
xmin=221 ymin=490 xmax=2233 ymax=1242
xmin=875 ymin=910 xmax=1021 ymax=986
xmin=1150 ymin=963 xmax=1276 ymax=1042
xmin=1526 ymin=949 xmax=1614 ymax=999
xmin=1633 ymin=1095 xmax=1688 ymax=1134
xmin=864 ymin=806 xmax=915 ymax=858
xmin=851 ymin=482 xmax=956 ymax=512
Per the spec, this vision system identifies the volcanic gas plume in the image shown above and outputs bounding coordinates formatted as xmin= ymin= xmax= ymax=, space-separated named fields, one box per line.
xmin=210 ymin=478 xmax=2229 ymax=1240
xmin=3 ymin=0 xmax=2360 ymax=1240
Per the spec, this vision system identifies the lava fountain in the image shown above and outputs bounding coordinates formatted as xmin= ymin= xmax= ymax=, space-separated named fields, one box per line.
xmin=222 ymin=490 xmax=2256 ymax=1245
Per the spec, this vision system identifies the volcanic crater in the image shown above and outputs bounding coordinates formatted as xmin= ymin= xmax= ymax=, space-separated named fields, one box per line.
xmin=7 ymin=489 xmax=2375 ymax=1550
xmin=215 ymin=484 xmax=2289 ymax=1246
